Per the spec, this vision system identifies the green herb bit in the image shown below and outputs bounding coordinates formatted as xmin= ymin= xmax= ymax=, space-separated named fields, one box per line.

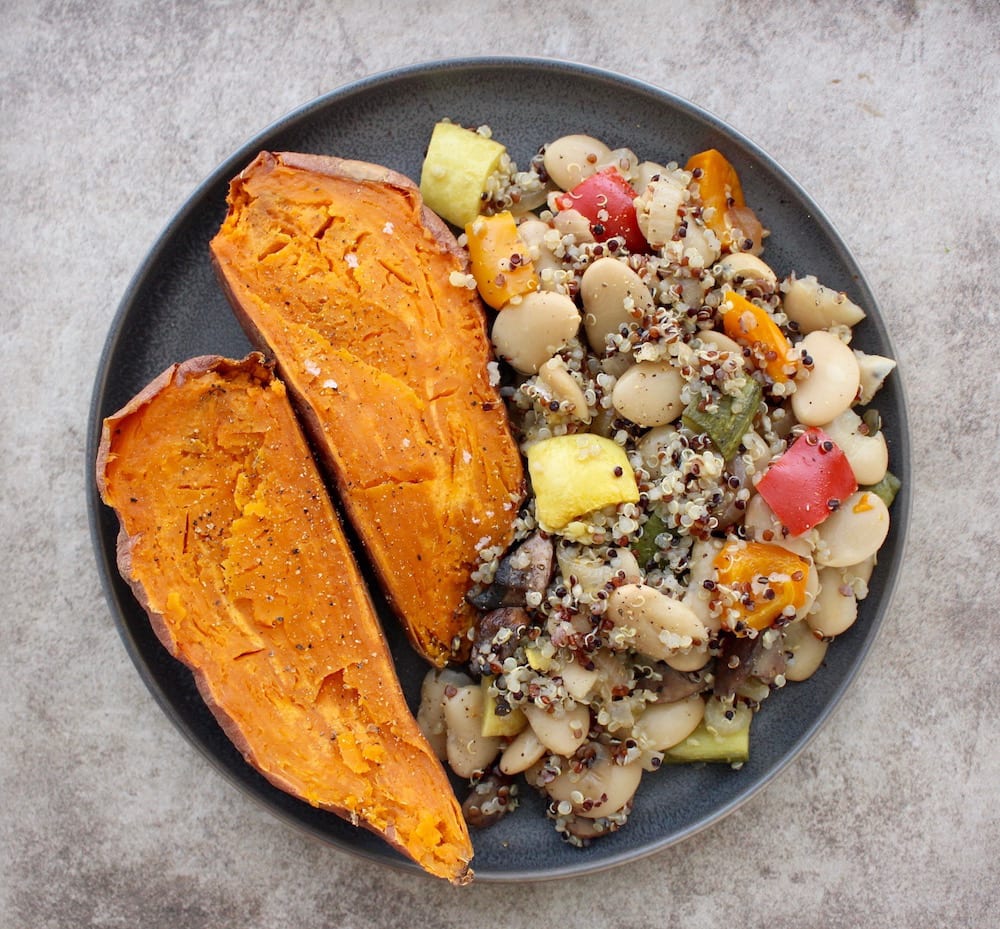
xmin=681 ymin=378 xmax=763 ymax=461
xmin=662 ymin=717 xmax=750 ymax=765
xmin=865 ymin=470 xmax=901 ymax=508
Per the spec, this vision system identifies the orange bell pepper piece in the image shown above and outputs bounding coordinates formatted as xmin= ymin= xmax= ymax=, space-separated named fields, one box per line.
xmin=713 ymin=540 xmax=810 ymax=633
xmin=685 ymin=148 xmax=745 ymax=237
xmin=721 ymin=291 xmax=796 ymax=382
xmin=464 ymin=211 xmax=538 ymax=310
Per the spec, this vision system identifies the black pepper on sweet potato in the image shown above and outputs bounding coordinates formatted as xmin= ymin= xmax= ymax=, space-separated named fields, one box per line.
xmin=209 ymin=152 xmax=526 ymax=667
xmin=96 ymin=354 xmax=473 ymax=883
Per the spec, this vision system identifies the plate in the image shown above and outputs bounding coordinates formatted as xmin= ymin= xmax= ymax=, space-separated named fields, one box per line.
xmin=87 ymin=57 xmax=909 ymax=881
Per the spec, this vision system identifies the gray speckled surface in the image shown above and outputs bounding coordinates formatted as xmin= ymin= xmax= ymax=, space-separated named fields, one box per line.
xmin=2 ymin=1 xmax=997 ymax=926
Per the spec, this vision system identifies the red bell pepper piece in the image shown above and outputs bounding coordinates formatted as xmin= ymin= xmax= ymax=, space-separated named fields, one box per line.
xmin=755 ymin=427 xmax=858 ymax=536
xmin=554 ymin=168 xmax=648 ymax=254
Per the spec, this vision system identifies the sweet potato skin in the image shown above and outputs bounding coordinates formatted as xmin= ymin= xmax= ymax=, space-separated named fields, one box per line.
xmin=97 ymin=354 xmax=473 ymax=883
xmin=209 ymin=153 xmax=525 ymax=666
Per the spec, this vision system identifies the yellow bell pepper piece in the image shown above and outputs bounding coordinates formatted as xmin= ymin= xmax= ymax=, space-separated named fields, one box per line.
xmin=526 ymin=435 xmax=639 ymax=532
xmin=465 ymin=211 xmax=538 ymax=309
xmin=419 ymin=121 xmax=506 ymax=228
xmin=713 ymin=540 xmax=809 ymax=633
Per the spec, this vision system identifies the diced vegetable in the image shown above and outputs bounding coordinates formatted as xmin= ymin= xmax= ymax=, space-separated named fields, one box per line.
xmin=714 ymin=540 xmax=810 ymax=632
xmin=526 ymin=434 xmax=640 ymax=532
xmin=721 ymin=291 xmax=795 ymax=383
xmin=419 ymin=121 xmax=506 ymax=227
xmin=465 ymin=211 xmax=538 ymax=309
xmin=755 ymin=427 xmax=859 ymax=536
xmin=684 ymin=148 xmax=745 ymax=237
xmin=662 ymin=716 xmax=750 ymax=765
xmin=480 ymin=677 xmax=527 ymax=738
xmin=865 ymin=470 xmax=901 ymax=508
xmin=682 ymin=377 xmax=763 ymax=460
xmin=632 ymin=511 xmax=669 ymax=569
xmin=553 ymin=167 xmax=648 ymax=254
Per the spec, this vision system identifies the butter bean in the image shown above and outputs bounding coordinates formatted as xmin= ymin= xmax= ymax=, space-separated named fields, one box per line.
xmin=491 ymin=290 xmax=580 ymax=374
xmin=820 ymin=409 xmax=889 ymax=485
xmin=606 ymin=583 xmax=709 ymax=662
xmin=443 ymin=684 xmax=500 ymax=778
xmin=516 ymin=218 xmax=563 ymax=285
xmin=499 ymin=726 xmax=547 ymax=775
xmin=782 ymin=619 xmax=828 ymax=681
xmin=809 ymin=566 xmax=858 ymax=637
xmin=791 ymin=330 xmax=861 ymax=426
xmin=524 ymin=702 xmax=591 ymax=757
xmin=632 ymin=695 xmax=705 ymax=752
xmin=543 ymin=746 xmax=643 ymax=818
xmin=553 ymin=208 xmax=594 ymax=243
xmin=783 ymin=274 xmax=865 ymax=333
xmin=538 ymin=356 xmax=591 ymax=423
xmin=543 ymin=134 xmax=612 ymax=191
xmin=612 ymin=360 xmax=685 ymax=427
xmin=580 ymin=257 xmax=653 ymax=352
xmin=714 ymin=252 xmax=778 ymax=288
xmin=815 ymin=490 xmax=890 ymax=568
xmin=556 ymin=544 xmax=641 ymax=595
xmin=417 ymin=668 xmax=473 ymax=760
xmin=682 ymin=538 xmax=724 ymax=633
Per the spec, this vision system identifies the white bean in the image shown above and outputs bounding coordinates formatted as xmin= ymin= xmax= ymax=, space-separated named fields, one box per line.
xmin=697 ymin=329 xmax=744 ymax=357
xmin=491 ymin=290 xmax=580 ymax=374
xmin=636 ymin=424 xmax=680 ymax=471
xmin=791 ymin=330 xmax=861 ymax=426
xmin=681 ymin=220 xmax=721 ymax=268
xmin=443 ymin=684 xmax=500 ymax=778
xmin=632 ymin=695 xmax=705 ymax=752
xmin=553 ymin=208 xmax=594 ymax=243
xmin=633 ymin=160 xmax=668 ymax=191
xmin=809 ymin=566 xmax=859 ymax=637
xmin=820 ymin=409 xmax=889 ymax=485
xmin=543 ymin=134 xmax=612 ymax=191
xmin=544 ymin=747 xmax=643 ymax=818
xmin=499 ymin=726 xmax=547 ymax=775
xmin=524 ymin=703 xmax=591 ymax=757
xmin=815 ymin=490 xmax=890 ymax=568
xmin=606 ymin=583 xmax=709 ymax=662
xmin=580 ymin=257 xmax=653 ymax=352
xmin=416 ymin=668 xmax=473 ymax=760
xmin=783 ymin=274 xmax=866 ymax=333
xmin=537 ymin=356 xmax=592 ymax=423
xmin=782 ymin=619 xmax=829 ymax=681
xmin=516 ymin=218 xmax=563 ymax=286
xmin=682 ymin=538 xmax=724 ymax=632
xmin=612 ymin=360 xmax=685 ymax=427
xmin=715 ymin=252 xmax=778 ymax=288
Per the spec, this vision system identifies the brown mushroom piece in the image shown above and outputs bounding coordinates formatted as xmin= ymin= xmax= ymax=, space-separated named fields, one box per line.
xmin=467 ymin=532 xmax=555 ymax=611
xmin=462 ymin=765 xmax=517 ymax=829
xmin=469 ymin=607 xmax=531 ymax=677
xmin=635 ymin=661 xmax=712 ymax=703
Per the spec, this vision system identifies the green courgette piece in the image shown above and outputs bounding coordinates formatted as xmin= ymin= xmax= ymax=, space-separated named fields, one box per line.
xmin=632 ymin=512 xmax=669 ymax=569
xmin=662 ymin=716 xmax=751 ymax=765
xmin=681 ymin=378 xmax=763 ymax=461
xmin=864 ymin=470 xmax=901 ymax=508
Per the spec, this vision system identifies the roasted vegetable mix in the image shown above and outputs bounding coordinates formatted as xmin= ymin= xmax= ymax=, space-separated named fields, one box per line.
xmin=416 ymin=122 xmax=899 ymax=845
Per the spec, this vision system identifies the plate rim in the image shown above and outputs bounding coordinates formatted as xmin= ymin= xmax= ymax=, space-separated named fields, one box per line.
xmin=86 ymin=54 xmax=911 ymax=883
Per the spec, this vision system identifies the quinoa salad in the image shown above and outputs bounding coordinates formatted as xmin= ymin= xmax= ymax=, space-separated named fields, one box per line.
xmin=416 ymin=122 xmax=900 ymax=845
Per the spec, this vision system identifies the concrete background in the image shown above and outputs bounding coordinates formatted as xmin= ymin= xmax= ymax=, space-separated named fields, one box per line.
xmin=2 ymin=1 xmax=997 ymax=926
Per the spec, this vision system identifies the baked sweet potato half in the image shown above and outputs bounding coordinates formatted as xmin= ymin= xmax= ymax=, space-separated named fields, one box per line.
xmin=96 ymin=354 xmax=473 ymax=883
xmin=210 ymin=152 xmax=525 ymax=666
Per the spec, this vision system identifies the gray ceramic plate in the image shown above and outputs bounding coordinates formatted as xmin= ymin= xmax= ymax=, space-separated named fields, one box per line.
xmin=88 ymin=57 xmax=909 ymax=881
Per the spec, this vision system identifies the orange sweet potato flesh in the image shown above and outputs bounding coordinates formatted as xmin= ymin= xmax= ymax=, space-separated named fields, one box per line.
xmin=209 ymin=152 xmax=525 ymax=667
xmin=96 ymin=354 xmax=473 ymax=883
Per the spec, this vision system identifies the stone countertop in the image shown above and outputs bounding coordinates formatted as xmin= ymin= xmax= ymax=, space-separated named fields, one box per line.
xmin=2 ymin=2 xmax=997 ymax=926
